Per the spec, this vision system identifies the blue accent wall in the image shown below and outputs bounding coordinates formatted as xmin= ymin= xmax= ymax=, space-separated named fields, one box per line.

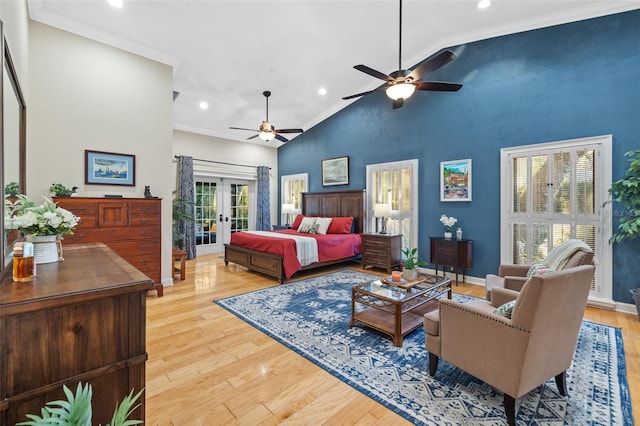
xmin=278 ymin=10 xmax=640 ymax=304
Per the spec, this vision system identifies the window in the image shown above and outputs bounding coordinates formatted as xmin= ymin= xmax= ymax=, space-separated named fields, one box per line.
xmin=501 ymin=135 xmax=612 ymax=303
xmin=366 ymin=159 xmax=419 ymax=250
xmin=281 ymin=173 xmax=308 ymax=224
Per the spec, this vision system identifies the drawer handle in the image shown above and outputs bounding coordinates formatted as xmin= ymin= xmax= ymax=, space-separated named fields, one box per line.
xmin=139 ymin=244 xmax=152 ymax=250
xmin=139 ymin=219 xmax=151 ymax=224
xmin=139 ymin=231 xmax=152 ymax=236
xmin=139 ymin=259 xmax=150 ymax=265
xmin=70 ymin=234 xmax=85 ymax=240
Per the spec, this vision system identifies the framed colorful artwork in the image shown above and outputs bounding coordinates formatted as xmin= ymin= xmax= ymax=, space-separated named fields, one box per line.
xmin=440 ymin=158 xmax=471 ymax=202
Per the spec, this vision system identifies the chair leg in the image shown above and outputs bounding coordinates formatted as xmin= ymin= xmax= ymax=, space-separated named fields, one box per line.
xmin=555 ymin=371 xmax=568 ymax=396
xmin=428 ymin=353 xmax=439 ymax=377
xmin=503 ymin=394 xmax=516 ymax=426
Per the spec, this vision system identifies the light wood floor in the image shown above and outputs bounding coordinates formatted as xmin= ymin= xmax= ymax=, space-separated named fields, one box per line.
xmin=145 ymin=254 xmax=639 ymax=425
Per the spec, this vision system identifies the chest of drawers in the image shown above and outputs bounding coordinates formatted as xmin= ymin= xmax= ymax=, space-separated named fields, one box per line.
xmin=429 ymin=237 xmax=473 ymax=284
xmin=54 ymin=197 xmax=163 ymax=295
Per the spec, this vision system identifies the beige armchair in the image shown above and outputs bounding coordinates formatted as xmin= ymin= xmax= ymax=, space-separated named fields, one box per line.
xmin=425 ymin=264 xmax=596 ymax=425
xmin=485 ymin=239 xmax=593 ymax=299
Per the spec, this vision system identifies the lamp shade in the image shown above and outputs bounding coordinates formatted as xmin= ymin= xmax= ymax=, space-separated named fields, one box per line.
xmin=259 ymin=131 xmax=276 ymax=142
xmin=373 ymin=203 xmax=391 ymax=217
xmin=282 ymin=203 xmax=295 ymax=214
xmin=385 ymin=83 xmax=416 ymax=101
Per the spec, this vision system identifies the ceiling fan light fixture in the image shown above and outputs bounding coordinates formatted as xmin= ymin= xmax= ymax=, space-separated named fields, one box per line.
xmin=386 ymin=82 xmax=416 ymax=101
xmin=259 ymin=130 xmax=276 ymax=142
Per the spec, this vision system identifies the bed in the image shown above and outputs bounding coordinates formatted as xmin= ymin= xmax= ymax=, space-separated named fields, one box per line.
xmin=224 ymin=189 xmax=366 ymax=283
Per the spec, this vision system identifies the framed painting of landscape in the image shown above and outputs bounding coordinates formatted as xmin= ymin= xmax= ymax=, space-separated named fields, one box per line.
xmin=85 ymin=150 xmax=136 ymax=186
xmin=322 ymin=156 xmax=349 ymax=186
xmin=440 ymin=158 xmax=471 ymax=202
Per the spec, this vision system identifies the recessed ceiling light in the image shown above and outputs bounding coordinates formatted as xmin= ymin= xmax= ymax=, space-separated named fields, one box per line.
xmin=478 ymin=0 xmax=491 ymax=9
xmin=318 ymin=87 xmax=327 ymax=96
xmin=199 ymin=101 xmax=209 ymax=110
xmin=108 ymin=0 xmax=123 ymax=8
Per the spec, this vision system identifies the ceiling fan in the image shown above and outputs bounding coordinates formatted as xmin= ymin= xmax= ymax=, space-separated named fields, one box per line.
xmin=230 ymin=91 xmax=304 ymax=143
xmin=343 ymin=0 xmax=463 ymax=109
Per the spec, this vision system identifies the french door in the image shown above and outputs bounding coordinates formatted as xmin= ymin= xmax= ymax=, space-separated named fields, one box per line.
xmin=500 ymin=135 xmax=612 ymax=303
xmin=194 ymin=178 xmax=251 ymax=255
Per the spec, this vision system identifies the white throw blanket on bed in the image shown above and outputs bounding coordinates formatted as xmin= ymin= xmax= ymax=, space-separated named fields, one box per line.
xmin=245 ymin=231 xmax=319 ymax=266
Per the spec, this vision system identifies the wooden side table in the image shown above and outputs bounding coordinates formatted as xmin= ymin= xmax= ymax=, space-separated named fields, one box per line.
xmin=361 ymin=233 xmax=402 ymax=273
xmin=429 ymin=237 xmax=473 ymax=284
xmin=172 ymin=247 xmax=187 ymax=281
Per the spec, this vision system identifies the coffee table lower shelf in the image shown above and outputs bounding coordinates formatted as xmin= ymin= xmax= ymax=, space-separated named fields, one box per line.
xmin=350 ymin=300 xmax=439 ymax=347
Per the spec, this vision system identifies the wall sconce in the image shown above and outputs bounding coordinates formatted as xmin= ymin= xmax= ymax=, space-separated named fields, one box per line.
xmin=373 ymin=203 xmax=391 ymax=234
xmin=282 ymin=203 xmax=295 ymax=226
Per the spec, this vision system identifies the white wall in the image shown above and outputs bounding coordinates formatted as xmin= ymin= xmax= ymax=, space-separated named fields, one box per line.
xmin=28 ymin=21 xmax=174 ymax=285
xmin=173 ymin=129 xmax=279 ymax=227
xmin=0 ymin=0 xmax=29 ymax=97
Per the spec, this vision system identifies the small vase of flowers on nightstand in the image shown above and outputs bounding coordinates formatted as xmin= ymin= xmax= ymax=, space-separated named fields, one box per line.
xmin=440 ymin=214 xmax=457 ymax=239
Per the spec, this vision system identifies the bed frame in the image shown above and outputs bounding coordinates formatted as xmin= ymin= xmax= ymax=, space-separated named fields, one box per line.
xmin=224 ymin=189 xmax=366 ymax=283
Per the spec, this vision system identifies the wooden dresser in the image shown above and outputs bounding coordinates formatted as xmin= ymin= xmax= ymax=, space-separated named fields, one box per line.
xmin=54 ymin=197 xmax=163 ymax=296
xmin=0 ymin=244 xmax=153 ymax=425
xmin=361 ymin=233 xmax=403 ymax=273
xmin=429 ymin=236 xmax=473 ymax=284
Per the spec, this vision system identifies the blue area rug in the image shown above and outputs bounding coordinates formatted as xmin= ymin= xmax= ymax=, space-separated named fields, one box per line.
xmin=215 ymin=269 xmax=633 ymax=425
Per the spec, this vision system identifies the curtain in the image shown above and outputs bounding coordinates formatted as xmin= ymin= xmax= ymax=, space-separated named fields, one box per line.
xmin=176 ymin=156 xmax=196 ymax=259
xmin=256 ymin=166 xmax=271 ymax=231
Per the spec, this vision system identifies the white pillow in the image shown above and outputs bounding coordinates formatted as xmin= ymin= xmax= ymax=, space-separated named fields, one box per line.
xmin=297 ymin=217 xmax=317 ymax=233
xmin=314 ymin=217 xmax=333 ymax=235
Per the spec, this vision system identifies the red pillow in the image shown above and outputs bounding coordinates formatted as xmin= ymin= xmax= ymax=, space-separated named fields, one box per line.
xmin=327 ymin=217 xmax=354 ymax=234
xmin=291 ymin=214 xmax=305 ymax=230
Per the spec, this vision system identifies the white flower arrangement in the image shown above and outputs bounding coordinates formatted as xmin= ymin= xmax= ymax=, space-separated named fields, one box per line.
xmin=439 ymin=214 xmax=458 ymax=231
xmin=5 ymin=195 xmax=79 ymax=237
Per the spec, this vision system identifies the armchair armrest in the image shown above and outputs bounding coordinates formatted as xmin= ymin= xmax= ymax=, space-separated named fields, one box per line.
xmin=504 ymin=276 xmax=528 ymax=292
xmin=498 ymin=264 xmax=529 ymax=277
xmin=490 ymin=287 xmax=520 ymax=307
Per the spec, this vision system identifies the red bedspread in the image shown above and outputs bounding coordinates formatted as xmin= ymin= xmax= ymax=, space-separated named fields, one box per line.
xmin=229 ymin=230 xmax=362 ymax=279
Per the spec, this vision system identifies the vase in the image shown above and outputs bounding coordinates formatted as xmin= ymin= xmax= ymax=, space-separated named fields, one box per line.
xmin=31 ymin=235 xmax=63 ymax=264
xmin=403 ymin=268 xmax=417 ymax=280
xmin=444 ymin=231 xmax=453 ymax=239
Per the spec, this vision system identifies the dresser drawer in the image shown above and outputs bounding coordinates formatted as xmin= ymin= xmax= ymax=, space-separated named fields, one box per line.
xmin=130 ymin=215 xmax=161 ymax=226
xmin=362 ymin=236 xmax=391 ymax=249
xmin=107 ymin=238 xmax=160 ymax=255
xmin=130 ymin=203 xmax=161 ymax=215
xmin=63 ymin=226 xmax=160 ymax=244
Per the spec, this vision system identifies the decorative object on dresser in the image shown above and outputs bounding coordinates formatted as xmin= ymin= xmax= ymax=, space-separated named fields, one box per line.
xmin=429 ymin=236 xmax=473 ymax=285
xmin=400 ymin=246 xmax=427 ymax=280
xmin=373 ymin=203 xmax=390 ymax=234
xmin=54 ymin=197 xmax=163 ymax=296
xmin=440 ymin=159 xmax=472 ymax=202
xmin=361 ymin=233 xmax=402 ymax=274
xmin=0 ymin=243 xmax=152 ymax=425
xmin=49 ymin=182 xmax=73 ymax=197
xmin=85 ymin=150 xmax=135 ymax=186
xmin=439 ymin=214 xmax=457 ymax=239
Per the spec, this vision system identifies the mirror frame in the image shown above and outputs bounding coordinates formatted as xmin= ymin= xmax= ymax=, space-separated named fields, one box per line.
xmin=1 ymin=20 xmax=27 ymax=274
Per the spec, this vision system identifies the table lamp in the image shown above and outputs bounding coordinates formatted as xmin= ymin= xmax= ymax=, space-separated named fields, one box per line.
xmin=282 ymin=203 xmax=295 ymax=226
xmin=373 ymin=203 xmax=391 ymax=234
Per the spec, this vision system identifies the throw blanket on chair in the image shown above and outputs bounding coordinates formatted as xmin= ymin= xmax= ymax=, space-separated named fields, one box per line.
xmin=244 ymin=231 xmax=319 ymax=266
xmin=543 ymin=239 xmax=592 ymax=270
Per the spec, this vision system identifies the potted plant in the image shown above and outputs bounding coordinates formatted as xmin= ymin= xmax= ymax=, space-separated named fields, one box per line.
xmin=5 ymin=181 xmax=20 ymax=196
xmin=17 ymin=382 xmax=143 ymax=426
xmin=401 ymin=247 xmax=427 ymax=280
xmin=49 ymin=182 xmax=73 ymax=197
xmin=604 ymin=150 xmax=640 ymax=319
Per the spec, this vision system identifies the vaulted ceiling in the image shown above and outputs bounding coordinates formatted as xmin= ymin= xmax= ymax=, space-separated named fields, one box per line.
xmin=27 ymin=0 xmax=640 ymax=146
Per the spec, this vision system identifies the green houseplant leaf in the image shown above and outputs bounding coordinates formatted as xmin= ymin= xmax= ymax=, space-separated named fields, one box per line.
xmin=401 ymin=247 xmax=427 ymax=270
xmin=604 ymin=150 xmax=640 ymax=244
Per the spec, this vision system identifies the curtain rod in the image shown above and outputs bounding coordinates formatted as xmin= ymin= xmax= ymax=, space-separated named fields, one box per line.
xmin=174 ymin=155 xmax=271 ymax=170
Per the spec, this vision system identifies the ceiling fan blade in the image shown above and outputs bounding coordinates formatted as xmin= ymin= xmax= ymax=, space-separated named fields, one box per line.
xmin=354 ymin=65 xmax=393 ymax=82
xmin=276 ymin=128 xmax=304 ymax=134
xmin=275 ymin=134 xmax=289 ymax=143
xmin=230 ymin=126 xmax=257 ymax=132
xmin=342 ymin=87 xmax=384 ymax=100
xmin=414 ymin=81 xmax=463 ymax=92
xmin=408 ymin=50 xmax=457 ymax=82
xmin=392 ymin=99 xmax=404 ymax=109
xmin=246 ymin=134 xmax=259 ymax=140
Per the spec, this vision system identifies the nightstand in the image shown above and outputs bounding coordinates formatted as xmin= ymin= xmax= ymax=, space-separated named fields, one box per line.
xmin=361 ymin=233 xmax=402 ymax=273
xmin=272 ymin=224 xmax=291 ymax=230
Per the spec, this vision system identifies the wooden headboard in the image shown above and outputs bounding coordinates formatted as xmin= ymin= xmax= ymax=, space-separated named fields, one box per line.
xmin=301 ymin=189 xmax=366 ymax=234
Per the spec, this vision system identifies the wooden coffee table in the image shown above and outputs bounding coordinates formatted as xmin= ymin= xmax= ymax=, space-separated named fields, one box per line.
xmin=349 ymin=274 xmax=452 ymax=347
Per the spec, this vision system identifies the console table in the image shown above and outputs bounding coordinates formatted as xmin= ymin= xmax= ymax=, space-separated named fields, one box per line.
xmin=429 ymin=237 xmax=473 ymax=284
xmin=0 ymin=243 xmax=153 ymax=425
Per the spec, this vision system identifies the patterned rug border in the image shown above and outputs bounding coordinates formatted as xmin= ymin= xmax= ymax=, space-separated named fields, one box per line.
xmin=214 ymin=269 xmax=634 ymax=425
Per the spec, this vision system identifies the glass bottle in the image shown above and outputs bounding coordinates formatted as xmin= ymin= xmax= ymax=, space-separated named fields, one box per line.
xmin=456 ymin=228 xmax=463 ymax=240
xmin=13 ymin=242 xmax=34 ymax=282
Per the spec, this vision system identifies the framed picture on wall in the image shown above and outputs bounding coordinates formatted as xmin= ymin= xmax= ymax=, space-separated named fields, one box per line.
xmin=322 ymin=156 xmax=349 ymax=186
xmin=440 ymin=158 xmax=471 ymax=202
xmin=85 ymin=150 xmax=136 ymax=186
